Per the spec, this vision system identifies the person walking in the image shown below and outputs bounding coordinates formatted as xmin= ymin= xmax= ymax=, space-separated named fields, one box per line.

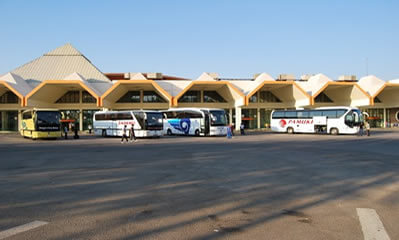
xmin=121 ymin=125 xmax=129 ymax=143
xmin=130 ymin=124 xmax=137 ymax=142
xmin=365 ymin=121 xmax=371 ymax=136
xmin=240 ymin=122 xmax=245 ymax=135
xmin=88 ymin=124 xmax=92 ymax=134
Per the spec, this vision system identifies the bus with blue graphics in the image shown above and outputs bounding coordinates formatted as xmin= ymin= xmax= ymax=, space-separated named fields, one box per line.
xmin=162 ymin=108 xmax=228 ymax=136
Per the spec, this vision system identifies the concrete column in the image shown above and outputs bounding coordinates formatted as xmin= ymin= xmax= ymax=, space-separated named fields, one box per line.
xmin=229 ymin=108 xmax=233 ymax=125
xmin=200 ymin=90 xmax=204 ymax=103
xmin=383 ymin=108 xmax=387 ymax=128
xmin=235 ymin=107 xmax=241 ymax=131
xmin=257 ymin=108 xmax=260 ymax=129
xmin=79 ymin=109 xmax=83 ymax=131
xmin=18 ymin=110 xmax=22 ymax=131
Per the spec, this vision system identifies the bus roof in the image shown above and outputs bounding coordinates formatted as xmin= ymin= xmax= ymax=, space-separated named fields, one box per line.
xmin=22 ymin=108 xmax=60 ymax=113
xmin=162 ymin=108 xmax=225 ymax=112
xmin=94 ymin=110 xmax=161 ymax=114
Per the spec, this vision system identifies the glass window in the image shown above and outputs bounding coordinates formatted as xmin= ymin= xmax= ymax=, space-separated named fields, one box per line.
xmin=117 ymin=91 xmax=141 ymax=103
xmin=145 ymin=112 xmax=163 ymax=129
xmin=249 ymin=94 xmax=257 ymax=103
xmin=36 ymin=111 xmax=61 ymax=131
xmin=309 ymin=110 xmax=322 ymax=117
xmin=210 ymin=110 xmax=227 ymax=126
xmin=56 ymin=91 xmax=80 ymax=103
xmin=336 ymin=109 xmax=347 ymax=118
xmin=164 ymin=111 xmax=177 ymax=118
xmin=143 ymin=91 xmax=166 ymax=103
xmin=315 ymin=92 xmax=333 ymax=103
xmin=260 ymin=109 xmax=272 ymax=128
xmin=179 ymin=91 xmax=200 ymax=103
xmin=185 ymin=111 xmax=203 ymax=118
xmin=297 ymin=111 xmax=309 ymax=118
xmin=0 ymin=111 xmax=18 ymax=131
xmin=83 ymin=110 xmax=98 ymax=130
xmin=285 ymin=111 xmax=297 ymax=118
xmin=116 ymin=112 xmax=133 ymax=120
xmin=259 ymin=91 xmax=282 ymax=103
xmin=0 ymin=91 xmax=18 ymax=104
xmin=203 ymin=91 xmax=227 ymax=103
xmin=133 ymin=112 xmax=145 ymax=128
xmin=23 ymin=111 xmax=32 ymax=119
xmin=272 ymin=111 xmax=284 ymax=118
xmin=82 ymin=91 xmax=96 ymax=103
xmin=322 ymin=110 xmax=337 ymax=118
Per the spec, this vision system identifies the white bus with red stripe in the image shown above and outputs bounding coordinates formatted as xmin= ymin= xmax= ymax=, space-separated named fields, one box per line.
xmin=271 ymin=107 xmax=363 ymax=135
xmin=93 ymin=110 xmax=163 ymax=138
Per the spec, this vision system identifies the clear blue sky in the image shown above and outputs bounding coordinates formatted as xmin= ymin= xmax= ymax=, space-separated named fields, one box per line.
xmin=0 ymin=0 xmax=398 ymax=80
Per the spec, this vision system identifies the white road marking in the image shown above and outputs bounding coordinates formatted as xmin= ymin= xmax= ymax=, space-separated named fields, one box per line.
xmin=357 ymin=208 xmax=391 ymax=240
xmin=0 ymin=221 xmax=48 ymax=239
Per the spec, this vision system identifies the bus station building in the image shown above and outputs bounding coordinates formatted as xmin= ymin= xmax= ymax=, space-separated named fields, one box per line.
xmin=1 ymin=43 xmax=399 ymax=132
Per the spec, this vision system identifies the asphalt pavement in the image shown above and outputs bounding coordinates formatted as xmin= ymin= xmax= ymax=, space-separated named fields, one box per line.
xmin=0 ymin=131 xmax=398 ymax=240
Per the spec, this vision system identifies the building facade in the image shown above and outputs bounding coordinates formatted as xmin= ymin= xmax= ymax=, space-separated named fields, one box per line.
xmin=1 ymin=43 xmax=399 ymax=132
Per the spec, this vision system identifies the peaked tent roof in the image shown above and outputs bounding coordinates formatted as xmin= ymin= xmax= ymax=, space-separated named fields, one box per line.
xmin=63 ymin=72 xmax=107 ymax=96
xmin=297 ymin=73 xmax=332 ymax=96
xmin=11 ymin=43 xmax=111 ymax=87
xmin=358 ymin=75 xmax=385 ymax=97
xmin=0 ymin=72 xmax=33 ymax=96
xmin=130 ymin=73 xmax=148 ymax=80
xmin=195 ymin=72 xmax=217 ymax=81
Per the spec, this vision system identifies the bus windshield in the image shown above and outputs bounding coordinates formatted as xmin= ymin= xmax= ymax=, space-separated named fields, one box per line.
xmin=36 ymin=111 xmax=61 ymax=131
xmin=145 ymin=112 xmax=163 ymax=130
xmin=210 ymin=110 xmax=227 ymax=126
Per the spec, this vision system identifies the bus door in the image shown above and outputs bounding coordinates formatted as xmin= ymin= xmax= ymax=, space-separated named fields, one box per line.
xmin=204 ymin=112 xmax=210 ymax=135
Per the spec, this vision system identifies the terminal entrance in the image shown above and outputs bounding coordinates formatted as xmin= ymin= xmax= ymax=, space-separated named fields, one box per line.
xmin=0 ymin=111 xmax=18 ymax=131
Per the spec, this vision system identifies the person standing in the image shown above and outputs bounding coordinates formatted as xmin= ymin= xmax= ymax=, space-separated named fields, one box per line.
xmin=358 ymin=122 xmax=364 ymax=136
xmin=130 ymin=124 xmax=137 ymax=142
xmin=365 ymin=121 xmax=371 ymax=136
xmin=230 ymin=123 xmax=235 ymax=136
xmin=121 ymin=125 xmax=129 ymax=143
xmin=240 ymin=123 xmax=245 ymax=135
xmin=88 ymin=124 xmax=92 ymax=134
xmin=64 ymin=125 xmax=68 ymax=139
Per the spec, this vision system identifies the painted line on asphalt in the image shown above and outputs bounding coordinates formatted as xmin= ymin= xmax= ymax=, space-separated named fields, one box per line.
xmin=0 ymin=221 xmax=48 ymax=240
xmin=357 ymin=208 xmax=390 ymax=240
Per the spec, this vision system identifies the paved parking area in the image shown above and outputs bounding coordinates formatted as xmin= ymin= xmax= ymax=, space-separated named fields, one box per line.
xmin=0 ymin=132 xmax=398 ymax=240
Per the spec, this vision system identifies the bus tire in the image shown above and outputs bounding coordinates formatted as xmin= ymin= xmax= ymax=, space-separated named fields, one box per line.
xmin=102 ymin=129 xmax=107 ymax=137
xmin=287 ymin=127 xmax=294 ymax=134
xmin=195 ymin=129 xmax=200 ymax=136
xmin=167 ymin=129 xmax=172 ymax=136
xmin=330 ymin=128 xmax=339 ymax=135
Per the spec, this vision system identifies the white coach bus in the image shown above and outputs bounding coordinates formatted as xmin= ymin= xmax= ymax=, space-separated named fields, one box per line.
xmin=162 ymin=108 xmax=228 ymax=136
xmin=93 ymin=110 xmax=163 ymax=137
xmin=271 ymin=107 xmax=363 ymax=135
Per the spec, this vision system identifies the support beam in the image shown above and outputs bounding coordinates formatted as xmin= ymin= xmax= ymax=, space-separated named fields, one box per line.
xmin=235 ymin=107 xmax=241 ymax=131
xmin=383 ymin=108 xmax=386 ymax=128
xmin=229 ymin=108 xmax=233 ymax=125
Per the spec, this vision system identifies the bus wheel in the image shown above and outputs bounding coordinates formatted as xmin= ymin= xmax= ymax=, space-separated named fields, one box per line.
xmin=167 ymin=129 xmax=172 ymax=136
xmin=287 ymin=127 xmax=294 ymax=134
xmin=330 ymin=128 xmax=339 ymax=135
xmin=195 ymin=129 xmax=200 ymax=136
xmin=102 ymin=129 xmax=107 ymax=137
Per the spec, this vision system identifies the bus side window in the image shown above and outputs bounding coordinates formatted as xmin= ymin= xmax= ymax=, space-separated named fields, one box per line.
xmin=176 ymin=111 xmax=186 ymax=119
xmin=272 ymin=111 xmax=284 ymax=119
xmin=297 ymin=111 xmax=309 ymax=118
xmin=310 ymin=110 xmax=322 ymax=117
xmin=23 ymin=111 xmax=32 ymax=119
xmin=285 ymin=111 xmax=297 ymax=118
